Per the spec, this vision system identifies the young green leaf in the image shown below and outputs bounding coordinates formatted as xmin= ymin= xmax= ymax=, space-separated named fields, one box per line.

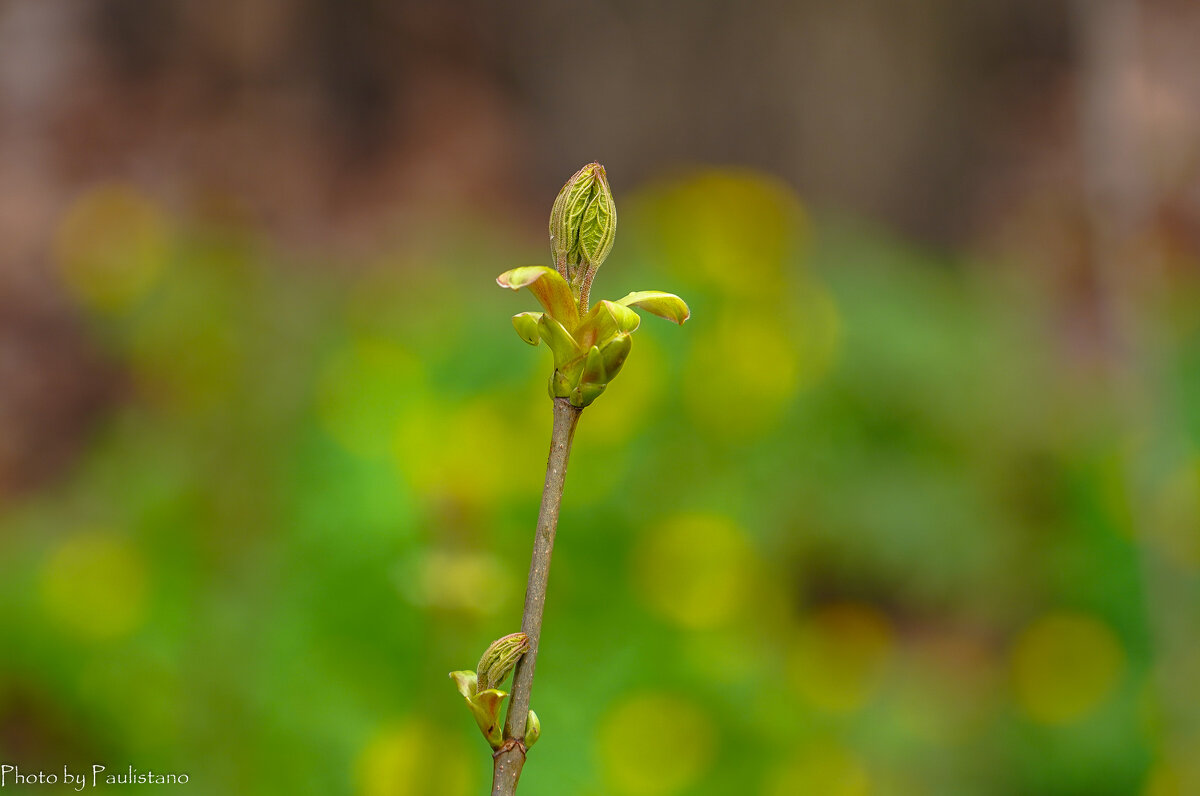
xmin=472 ymin=688 xmax=510 ymax=749
xmin=450 ymin=670 xmax=478 ymax=700
xmin=570 ymin=346 xmax=608 ymax=407
xmin=497 ymin=266 xmax=580 ymax=328
xmin=599 ymin=333 xmax=632 ymax=379
xmin=512 ymin=312 xmax=543 ymax=346
xmin=616 ymin=291 xmax=691 ymax=324
xmin=579 ymin=345 xmax=606 ymax=388
xmin=538 ymin=314 xmax=583 ymax=368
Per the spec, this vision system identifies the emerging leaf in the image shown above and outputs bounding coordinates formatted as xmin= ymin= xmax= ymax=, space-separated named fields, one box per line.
xmin=538 ymin=314 xmax=583 ymax=369
xmin=575 ymin=302 xmax=622 ymax=350
xmin=605 ymin=300 xmax=642 ymax=333
xmin=471 ymin=688 xmax=510 ymax=749
xmin=570 ymin=346 xmax=608 ymax=407
xmin=497 ymin=266 xmax=579 ymax=328
xmin=599 ymin=333 xmax=632 ymax=380
xmin=449 ymin=670 xmax=511 ymax=750
xmin=512 ymin=312 xmax=542 ymax=346
xmin=450 ymin=670 xmax=478 ymax=700
xmin=579 ymin=346 xmax=606 ymax=388
xmin=617 ymin=291 xmax=691 ymax=324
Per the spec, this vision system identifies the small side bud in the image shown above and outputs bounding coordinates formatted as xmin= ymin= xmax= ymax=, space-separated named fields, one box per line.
xmin=549 ymin=162 xmax=617 ymax=284
xmin=476 ymin=632 xmax=530 ymax=692
xmin=525 ymin=710 xmax=541 ymax=748
xmin=512 ymin=312 xmax=542 ymax=346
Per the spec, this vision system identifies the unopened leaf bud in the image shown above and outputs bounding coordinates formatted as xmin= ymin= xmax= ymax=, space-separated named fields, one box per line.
xmin=549 ymin=162 xmax=617 ymax=280
xmin=476 ymin=632 xmax=530 ymax=692
xmin=525 ymin=710 xmax=541 ymax=748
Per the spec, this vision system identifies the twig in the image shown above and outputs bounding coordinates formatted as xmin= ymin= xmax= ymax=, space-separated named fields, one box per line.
xmin=491 ymin=397 xmax=583 ymax=796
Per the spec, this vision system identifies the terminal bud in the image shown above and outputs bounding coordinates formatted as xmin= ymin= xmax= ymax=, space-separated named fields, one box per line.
xmin=549 ymin=162 xmax=617 ymax=284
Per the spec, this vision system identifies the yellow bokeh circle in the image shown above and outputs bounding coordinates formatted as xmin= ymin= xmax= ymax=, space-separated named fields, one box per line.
xmin=55 ymin=184 xmax=170 ymax=312
xmin=788 ymin=603 xmax=894 ymax=714
xmin=764 ymin=740 xmax=870 ymax=796
xmin=1142 ymin=763 xmax=1181 ymax=796
xmin=393 ymin=397 xmax=538 ymax=509
xmin=639 ymin=170 xmax=807 ymax=301
xmin=355 ymin=719 xmax=471 ymax=796
xmin=683 ymin=314 xmax=800 ymax=439
xmin=399 ymin=549 xmax=514 ymax=617
xmin=1142 ymin=754 xmax=1200 ymax=796
xmin=596 ymin=693 xmax=716 ymax=796
xmin=40 ymin=530 xmax=149 ymax=641
xmin=1010 ymin=612 xmax=1124 ymax=725
xmin=634 ymin=513 xmax=757 ymax=630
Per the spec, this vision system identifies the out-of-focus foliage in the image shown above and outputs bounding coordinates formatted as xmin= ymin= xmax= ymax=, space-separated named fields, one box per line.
xmin=1 ymin=169 xmax=1198 ymax=796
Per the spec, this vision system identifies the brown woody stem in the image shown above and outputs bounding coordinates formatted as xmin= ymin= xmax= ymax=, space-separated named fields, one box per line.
xmin=490 ymin=397 xmax=583 ymax=796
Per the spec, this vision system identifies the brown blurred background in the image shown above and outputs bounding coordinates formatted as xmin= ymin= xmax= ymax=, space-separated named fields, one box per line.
xmin=3 ymin=0 xmax=1200 ymax=500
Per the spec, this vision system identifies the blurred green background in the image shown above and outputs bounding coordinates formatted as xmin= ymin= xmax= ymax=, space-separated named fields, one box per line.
xmin=2 ymin=2 xmax=1200 ymax=795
